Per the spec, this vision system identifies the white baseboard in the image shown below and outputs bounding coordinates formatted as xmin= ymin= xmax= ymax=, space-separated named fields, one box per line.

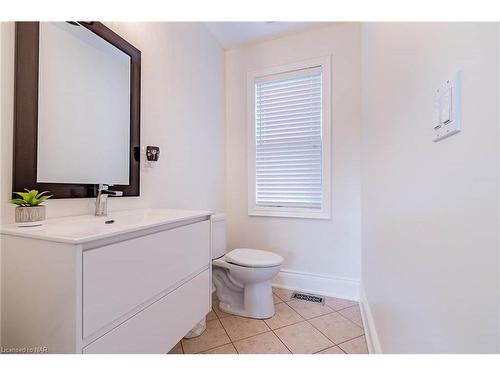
xmin=272 ymin=268 xmax=360 ymax=301
xmin=359 ymin=284 xmax=383 ymax=354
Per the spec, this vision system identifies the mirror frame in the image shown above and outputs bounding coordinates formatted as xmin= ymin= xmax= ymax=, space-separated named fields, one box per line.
xmin=13 ymin=22 xmax=141 ymax=199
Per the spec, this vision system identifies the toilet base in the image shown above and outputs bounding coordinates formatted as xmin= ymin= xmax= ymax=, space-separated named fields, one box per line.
xmin=212 ymin=256 xmax=282 ymax=320
xmin=217 ymin=280 xmax=275 ymax=319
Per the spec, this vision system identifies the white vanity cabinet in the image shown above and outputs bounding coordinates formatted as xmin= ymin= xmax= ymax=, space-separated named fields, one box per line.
xmin=0 ymin=209 xmax=212 ymax=354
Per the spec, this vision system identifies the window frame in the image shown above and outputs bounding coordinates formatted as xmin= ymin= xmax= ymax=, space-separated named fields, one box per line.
xmin=247 ymin=56 xmax=332 ymax=219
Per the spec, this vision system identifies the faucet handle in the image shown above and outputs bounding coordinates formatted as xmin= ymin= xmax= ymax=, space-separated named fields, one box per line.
xmin=98 ymin=184 xmax=123 ymax=197
xmin=104 ymin=190 xmax=123 ymax=197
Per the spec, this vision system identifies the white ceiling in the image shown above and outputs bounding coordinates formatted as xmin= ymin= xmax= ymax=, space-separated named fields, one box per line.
xmin=204 ymin=22 xmax=331 ymax=49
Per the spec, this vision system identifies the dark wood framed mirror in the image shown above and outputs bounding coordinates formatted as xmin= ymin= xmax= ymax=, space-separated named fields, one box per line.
xmin=13 ymin=22 xmax=141 ymax=198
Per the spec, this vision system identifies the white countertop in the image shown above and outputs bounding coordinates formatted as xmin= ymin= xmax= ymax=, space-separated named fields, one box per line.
xmin=0 ymin=208 xmax=212 ymax=244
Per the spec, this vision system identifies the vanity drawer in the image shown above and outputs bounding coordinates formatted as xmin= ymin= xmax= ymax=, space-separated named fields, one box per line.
xmin=83 ymin=220 xmax=210 ymax=338
xmin=83 ymin=269 xmax=210 ymax=353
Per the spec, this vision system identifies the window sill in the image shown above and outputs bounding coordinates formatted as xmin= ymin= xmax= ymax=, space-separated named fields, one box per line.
xmin=248 ymin=208 xmax=331 ymax=220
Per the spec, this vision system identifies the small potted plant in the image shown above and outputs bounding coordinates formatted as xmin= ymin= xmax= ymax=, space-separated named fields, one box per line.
xmin=11 ymin=189 xmax=52 ymax=227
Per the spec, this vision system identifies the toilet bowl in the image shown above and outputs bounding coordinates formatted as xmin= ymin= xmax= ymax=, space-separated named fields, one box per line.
xmin=211 ymin=215 xmax=284 ymax=319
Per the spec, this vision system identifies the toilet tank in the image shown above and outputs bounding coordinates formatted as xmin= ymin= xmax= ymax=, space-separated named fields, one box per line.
xmin=211 ymin=213 xmax=226 ymax=260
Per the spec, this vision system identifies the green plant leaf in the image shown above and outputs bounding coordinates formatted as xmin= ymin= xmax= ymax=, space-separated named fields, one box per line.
xmin=36 ymin=195 xmax=52 ymax=204
xmin=11 ymin=189 xmax=52 ymax=206
xmin=35 ymin=191 xmax=51 ymax=199
xmin=27 ymin=190 xmax=38 ymax=205
xmin=13 ymin=191 xmax=30 ymax=201
xmin=10 ymin=198 xmax=28 ymax=206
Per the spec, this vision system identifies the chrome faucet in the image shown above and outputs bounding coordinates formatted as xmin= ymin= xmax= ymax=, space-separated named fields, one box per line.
xmin=95 ymin=184 xmax=123 ymax=216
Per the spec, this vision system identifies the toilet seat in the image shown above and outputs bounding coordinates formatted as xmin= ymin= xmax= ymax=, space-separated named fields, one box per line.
xmin=225 ymin=248 xmax=283 ymax=268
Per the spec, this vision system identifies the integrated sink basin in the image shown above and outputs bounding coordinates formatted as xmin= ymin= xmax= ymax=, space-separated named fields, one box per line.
xmin=0 ymin=208 xmax=212 ymax=244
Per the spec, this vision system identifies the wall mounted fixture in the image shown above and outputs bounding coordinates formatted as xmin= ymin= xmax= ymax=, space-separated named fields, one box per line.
xmin=432 ymin=70 xmax=461 ymax=142
xmin=146 ymin=146 xmax=160 ymax=161
xmin=143 ymin=145 xmax=160 ymax=168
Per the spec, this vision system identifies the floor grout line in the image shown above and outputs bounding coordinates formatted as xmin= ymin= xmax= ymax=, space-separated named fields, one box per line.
xmin=272 ymin=292 xmax=284 ymax=304
xmin=306 ymin=313 xmax=366 ymax=347
xmin=216 ymin=307 xmax=301 ymax=353
xmin=315 ymin=344 xmax=349 ymax=355
xmin=336 ymin=307 xmax=364 ymax=328
xmin=334 ymin=303 xmax=360 ymax=312
xmin=312 ymin=344 xmax=338 ymax=354
xmin=338 ymin=346 xmax=348 ymax=354
xmin=335 ymin=333 xmax=366 ymax=347
xmin=227 ymin=326 xmax=272 ymax=345
xmin=266 ymin=317 xmax=305 ymax=332
xmin=284 ymin=300 xmax=335 ymax=321
xmin=264 ymin=305 xmax=307 ymax=331
xmin=216 ymin=316 xmax=237 ymax=351
xmin=286 ymin=299 xmax=366 ymax=332
xmin=213 ymin=300 xmax=275 ymax=349
xmin=216 ymin=314 xmax=283 ymax=353
xmin=270 ymin=330 xmax=293 ymax=354
xmin=197 ymin=341 xmax=234 ymax=354
xmin=263 ymin=318 xmax=293 ymax=354
xmin=302 ymin=319 xmax=336 ymax=349
xmin=231 ymin=342 xmax=238 ymax=354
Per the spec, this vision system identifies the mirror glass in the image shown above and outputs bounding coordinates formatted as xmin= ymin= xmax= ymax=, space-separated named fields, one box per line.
xmin=36 ymin=22 xmax=131 ymax=185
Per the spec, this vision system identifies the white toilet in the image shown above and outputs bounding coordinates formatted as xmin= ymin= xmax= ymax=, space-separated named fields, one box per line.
xmin=211 ymin=214 xmax=284 ymax=319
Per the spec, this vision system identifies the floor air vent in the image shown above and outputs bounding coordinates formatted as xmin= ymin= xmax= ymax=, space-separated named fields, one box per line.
xmin=291 ymin=292 xmax=325 ymax=305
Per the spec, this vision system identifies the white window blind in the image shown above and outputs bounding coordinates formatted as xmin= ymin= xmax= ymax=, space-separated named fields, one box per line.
xmin=254 ymin=67 xmax=323 ymax=210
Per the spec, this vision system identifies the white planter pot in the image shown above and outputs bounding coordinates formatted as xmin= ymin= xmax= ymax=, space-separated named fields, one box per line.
xmin=15 ymin=206 xmax=46 ymax=227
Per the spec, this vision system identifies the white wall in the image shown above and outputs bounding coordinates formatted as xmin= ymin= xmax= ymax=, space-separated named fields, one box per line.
xmin=0 ymin=22 xmax=225 ymax=225
xmin=106 ymin=22 xmax=225 ymax=213
xmin=361 ymin=23 xmax=499 ymax=353
xmin=225 ymin=23 xmax=362 ymax=299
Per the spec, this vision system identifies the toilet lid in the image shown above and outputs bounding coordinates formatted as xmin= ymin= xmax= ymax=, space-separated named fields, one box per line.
xmin=225 ymin=248 xmax=283 ymax=268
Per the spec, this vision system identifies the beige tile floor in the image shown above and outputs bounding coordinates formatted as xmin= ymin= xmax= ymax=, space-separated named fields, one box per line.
xmin=168 ymin=288 xmax=369 ymax=354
